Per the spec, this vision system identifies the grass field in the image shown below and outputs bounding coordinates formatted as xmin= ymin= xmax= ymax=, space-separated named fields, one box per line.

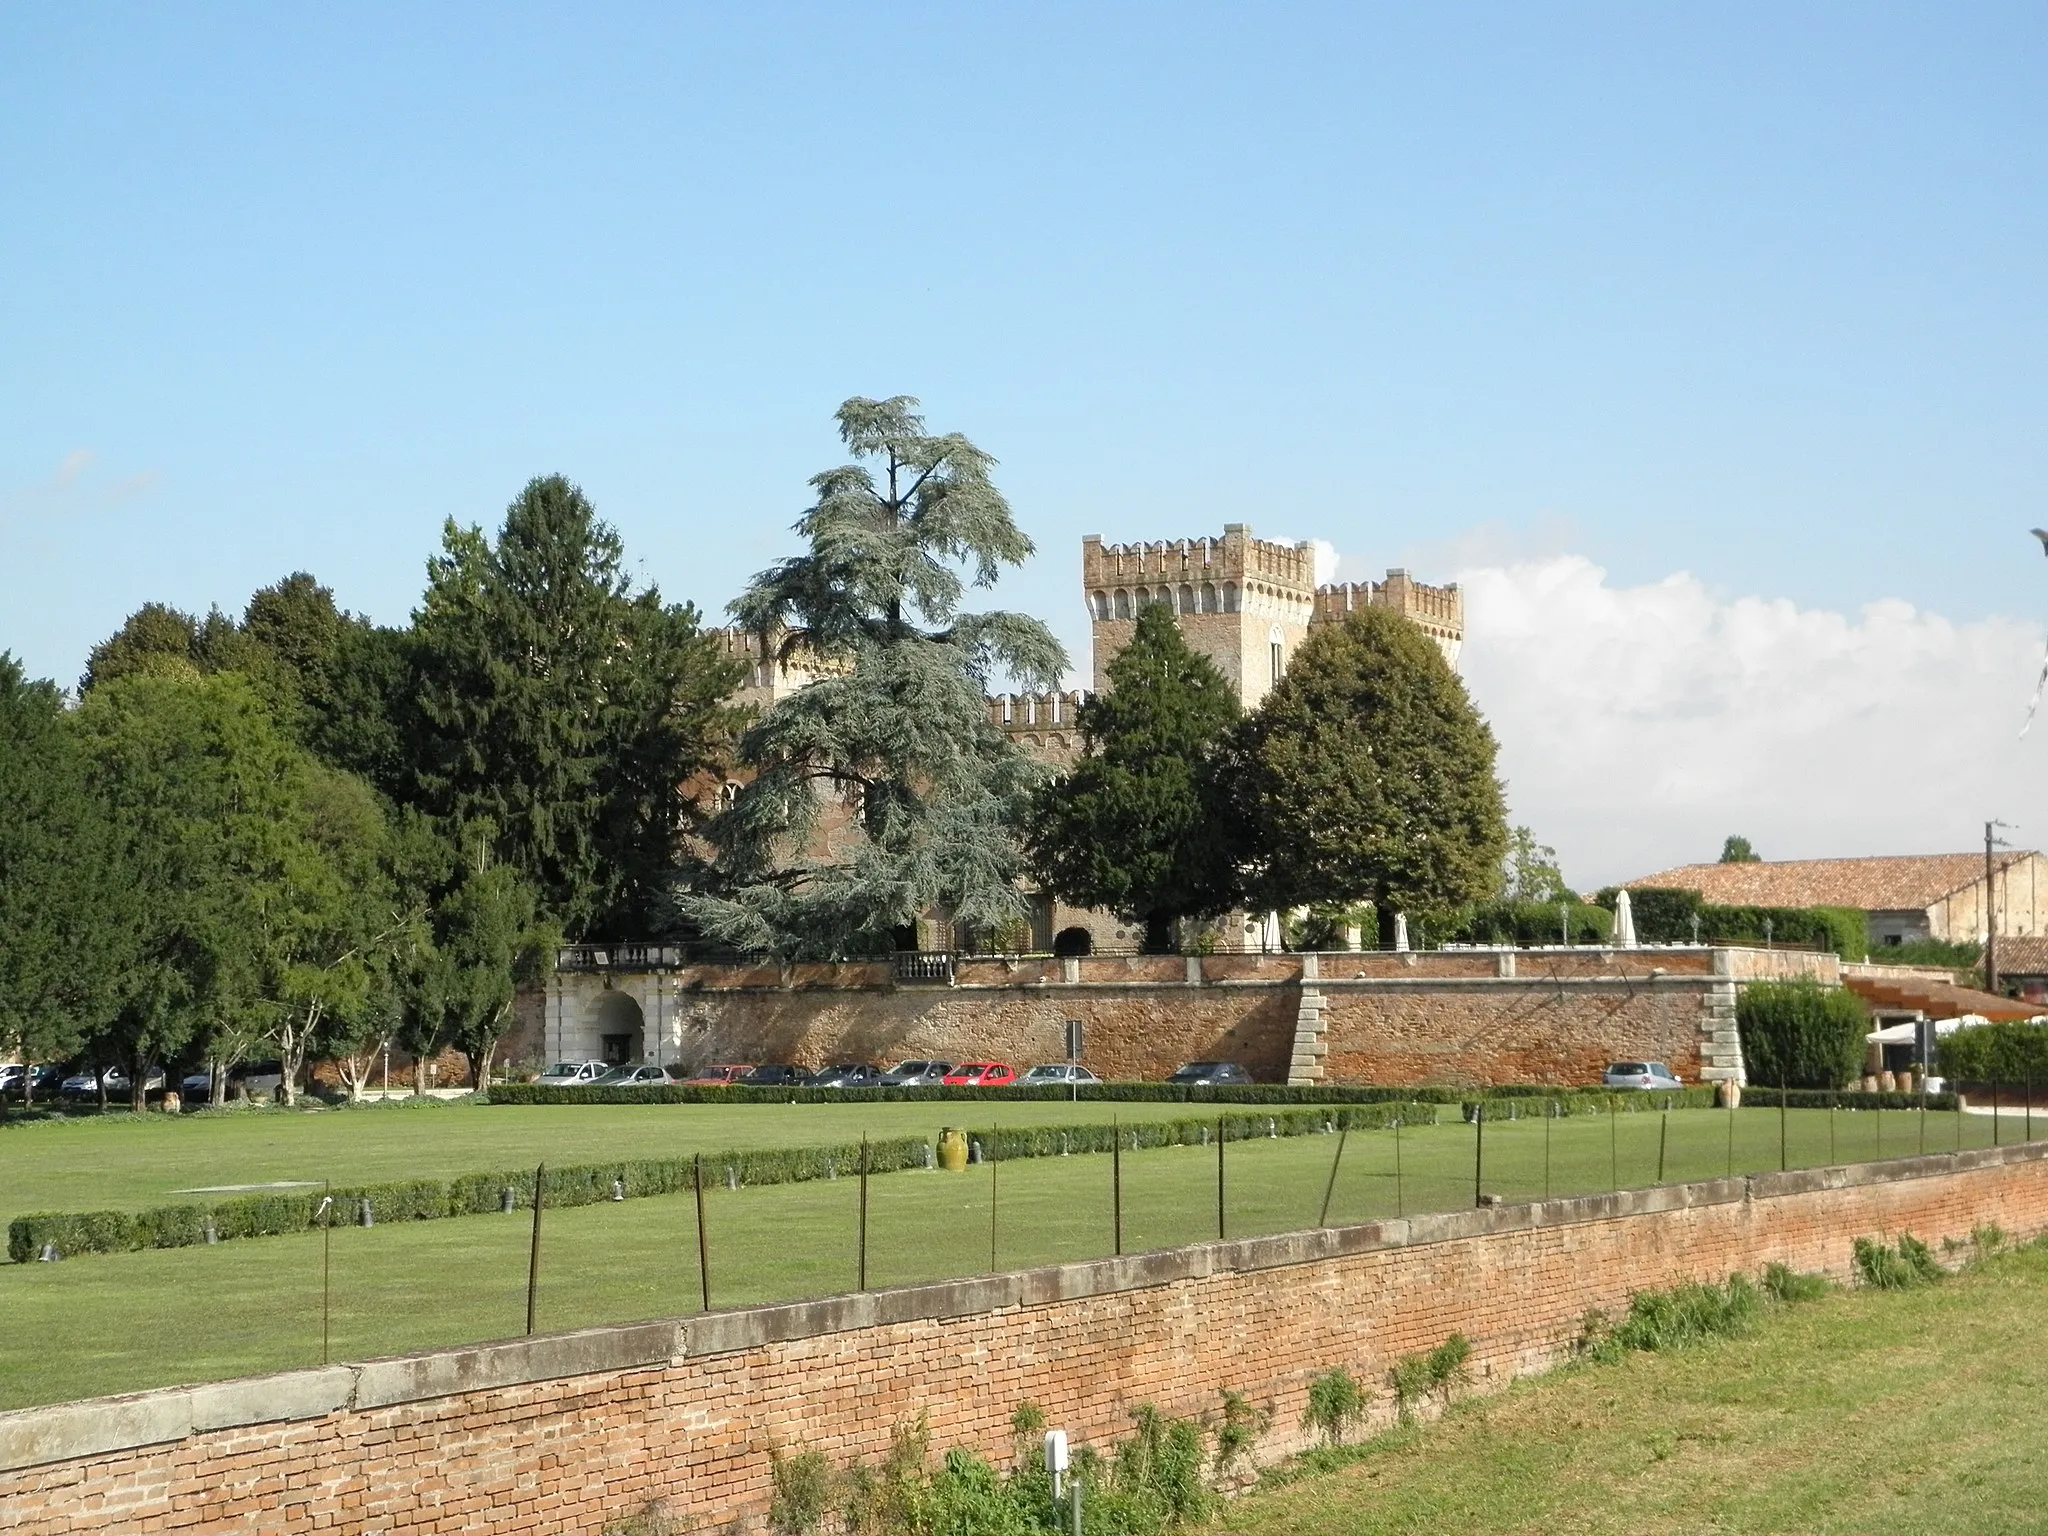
xmin=0 ymin=1096 xmax=1265 ymax=1231
xmin=0 ymin=1103 xmax=2030 ymax=1411
xmin=1220 ymin=1238 xmax=2048 ymax=1535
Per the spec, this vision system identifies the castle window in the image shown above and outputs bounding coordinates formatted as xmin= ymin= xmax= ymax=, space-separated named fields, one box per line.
xmin=1223 ymin=584 xmax=1240 ymax=614
xmin=1178 ymin=584 xmax=1195 ymax=614
xmin=1114 ymin=589 xmax=1131 ymax=619
xmin=1201 ymin=582 xmax=1218 ymax=614
xmin=1091 ymin=591 xmax=1110 ymax=621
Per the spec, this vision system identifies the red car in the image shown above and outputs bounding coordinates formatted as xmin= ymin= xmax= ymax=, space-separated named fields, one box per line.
xmin=679 ymin=1063 xmax=755 ymax=1087
xmin=943 ymin=1061 xmax=1017 ymax=1087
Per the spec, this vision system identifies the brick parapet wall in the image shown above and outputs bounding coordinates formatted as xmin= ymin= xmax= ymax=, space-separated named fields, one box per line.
xmin=4 ymin=1143 xmax=2045 ymax=1534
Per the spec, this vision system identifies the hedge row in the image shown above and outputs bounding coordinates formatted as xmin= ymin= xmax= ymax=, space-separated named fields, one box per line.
xmin=972 ymin=1103 xmax=1444 ymax=1160
xmin=1459 ymin=1089 xmax=1717 ymax=1120
xmin=1738 ymin=1087 xmax=1959 ymax=1112
xmin=7 ymin=1136 xmax=929 ymax=1264
xmin=1603 ymin=887 xmax=1869 ymax=960
xmin=1938 ymin=1021 xmax=2048 ymax=1086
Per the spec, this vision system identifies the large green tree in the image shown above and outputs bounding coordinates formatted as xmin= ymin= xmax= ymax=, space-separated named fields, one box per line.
xmin=1025 ymin=604 xmax=1241 ymax=952
xmin=1231 ymin=606 xmax=1508 ymax=937
xmin=0 ymin=656 xmax=121 ymax=1086
xmin=680 ymin=396 xmax=1065 ymax=959
xmin=408 ymin=475 xmax=742 ymax=937
xmin=72 ymin=672 xmax=309 ymax=1109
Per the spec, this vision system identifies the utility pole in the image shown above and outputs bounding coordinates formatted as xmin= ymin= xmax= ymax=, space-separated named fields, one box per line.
xmin=1986 ymin=820 xmax=2012 ymax=995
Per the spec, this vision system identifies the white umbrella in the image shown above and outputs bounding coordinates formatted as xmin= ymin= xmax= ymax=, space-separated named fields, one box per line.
xmin=1614 ymin=889 xmax=1638 ymax=948
xmin=1393 ymin=912 xmax=1410 ymax=952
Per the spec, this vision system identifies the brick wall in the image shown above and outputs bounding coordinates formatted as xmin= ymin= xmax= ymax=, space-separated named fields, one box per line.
xmin=527 ymin=948 xmax=1838 ymax=1088
xmin=3 ymin=1142 xmax=2043 ymax=1535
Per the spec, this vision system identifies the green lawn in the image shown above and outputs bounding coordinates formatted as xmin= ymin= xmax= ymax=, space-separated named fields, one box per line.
xmin=1219 ymin=1239 xmax=2048 ymax=1535
xmin=0 ymin=1096 xmax=1265 ymax=1231
xmin=0 ymin=1104 xmax=2028 ymax=1411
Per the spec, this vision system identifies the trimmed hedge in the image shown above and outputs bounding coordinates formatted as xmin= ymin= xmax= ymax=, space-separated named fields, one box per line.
xmin=1442 ymin=899 xmax=1613 ymax=947
xmin=1738 ymin=980 xmax=1869 ymax=1089
xmin=1739 ymin=1087 xmax=1958 ymax=1112
xmin=975 ymin=1103 xmax=1441 ymax=1159
xmin=7 ymin=1136 xmax=929 ymax=1264
xmin=1938 ymin=1021 xmax=2048 ymax=1086
xmin=1460 ymin=1089 xmax=1716 ymax=1120
xmin=1601 ymin=888 xmax=1869 ymax=960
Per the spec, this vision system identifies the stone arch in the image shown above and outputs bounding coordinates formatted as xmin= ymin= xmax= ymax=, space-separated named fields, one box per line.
xmin=585 ymin=989 xmax=645 ymax=1066
xmin=1053 ymin=926 xmax=1094 ymax=958
xmin=1201 ymin=582 xmax=1219 ymax=613
xmin=1092 ymin=591 xmax=1110 ymax=620
xmin=1114 ymin=589 xmax=1132 ymax=619
xmin=1178 ymin=584 xmax=1195 ymax=613
xmin=1223 ymin=583 xmax=1240 ymax=613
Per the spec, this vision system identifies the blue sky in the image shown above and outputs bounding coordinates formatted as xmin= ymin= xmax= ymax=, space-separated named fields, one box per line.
xmin=5 ymin=4 xmax=2046 ymax=884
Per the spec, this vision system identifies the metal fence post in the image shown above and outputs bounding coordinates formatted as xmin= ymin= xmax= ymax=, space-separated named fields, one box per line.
xmin=1609 ymin=1098 xmax=1618 ymax=1190
xmin=1994 ymin=1077 xmax=2003 ymax=1147
xmin=1726 ymin=1095 xmax=1735 ymax=1179
xmin=1778 ymin=1069 xmax=1788 ymax=1172
xmin=1472 ymin=1102 xmax=1484 ymax=1208
xmin=693 ymin=1154 xmax=710 ymax=1312
xmin=858 ymin=1136 xmax=869 ymax=1292
xmin=1656 ymin=1107 xmax=1669 ymax=1184
xmin=1216 ymin=1116 xmax=1227 ymax=1240
xmin=525 ymin=1162 xmax=545 ymax=1337
xmin=1543 ymin=1101 xmax=1552 ymax=1200
xmin=1829 ymin=1090 xmax=1837 ymax=1166
xmin=1319 ymin=1120 xmax=1349 ymax=1228
xmin=1394 ymin=1114 xmax=1404 ymax=1217
xmin=989 ymin=1125 xmax=999 ymax=1273
xmin=1111 ymin=1119 xmax=1123 ymax=1255
xmin=320 ymin=1182 xmax=333 ymax=1366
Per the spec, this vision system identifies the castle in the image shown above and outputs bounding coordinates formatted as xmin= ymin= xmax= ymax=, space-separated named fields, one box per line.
xmin=986 ymin=524 xmax=1462 ymax=769
xmin=711 ymin=525 xmax=1464 ymax=953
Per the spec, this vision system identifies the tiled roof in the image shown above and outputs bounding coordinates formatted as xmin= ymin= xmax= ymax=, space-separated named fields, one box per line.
xmin=1627 ymin=853 xmax=2032 ymax=913
xmin=1993 ymin=936 xmax=2048 ymax=978
xmin=1844 ymin=973 xmax=2039 ymax=1023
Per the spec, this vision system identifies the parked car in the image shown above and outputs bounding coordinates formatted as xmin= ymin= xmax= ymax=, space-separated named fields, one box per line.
xmin=879 ymin=1060 xmax=954 ymax=1088
xmin=740 ymin=1064 xmax=810 ymax=1089
xmin=678 ymin=1063 xmax=755 ymax=1087
xmin=943 ymin=1062 xmax=1018 ymax=1087
xmin=1604 ymin=1061 xmax=1683 ymax=1091
xmin=3 ymin=1065 xmax=63 ymax=1100
xmin=59 ymin=1066 xmax=166 ymax=1101
xmin=1020 ymin=1064 xmax=1103 ymax=1087
xmin=534 ymin=1060 xmax=611 ymax=1089
xmin=1167 ymin=1061 xmax=1253 ymax=1088
xmin=179 ymin=1061 xmax=287 ymax=1104
xmin=591 ymin=1063 xmax=678 ymax=1088
xmin=805 ymin=1064 xmax=885 ymax=1088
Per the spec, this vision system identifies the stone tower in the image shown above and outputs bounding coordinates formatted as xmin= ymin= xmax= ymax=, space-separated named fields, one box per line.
xmin=1081 ymin=524 xmax=1464 ymax=710
xmin=1081 ymin=524 xmax=1317 ymax=710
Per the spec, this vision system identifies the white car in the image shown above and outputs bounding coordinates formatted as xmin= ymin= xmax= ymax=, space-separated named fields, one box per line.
xmin=534 ymin=1060 xmax=611 ymax=1088
xmin=1021 ymin=1064 xmax=1103 ymax=1086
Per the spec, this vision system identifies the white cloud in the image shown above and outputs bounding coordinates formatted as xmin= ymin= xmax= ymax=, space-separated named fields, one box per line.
xmin=1 ymin=450 xmax=161 ymax=539
xmin=1445 ymin=555 xmax=2048 ymax=891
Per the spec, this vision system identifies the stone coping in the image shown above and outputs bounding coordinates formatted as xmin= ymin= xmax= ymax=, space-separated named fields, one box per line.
xmin=3 ymin=1140 xmax=2039 ymax=1475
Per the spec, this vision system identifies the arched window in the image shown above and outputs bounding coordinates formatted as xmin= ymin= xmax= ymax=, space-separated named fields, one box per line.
xmin=1091 ymin=591 xmax=1110 ymax=621
xmin=1269 ymin=625 xmax=1285 ymax=686
xmin=1201 ymin=582 xmax=1219 ymax=614
xmin=1223 ymin=583 xmax=1240 ymax=614
xmin=1179 ymin=584 xmax=1195 ymax=614
xmin=1114 ymin=589 xmax=1132 ymax=619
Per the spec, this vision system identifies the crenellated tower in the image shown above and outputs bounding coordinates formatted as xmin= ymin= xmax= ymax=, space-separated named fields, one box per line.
xmin=1081 ymin=524 xmax=1462 ymax=710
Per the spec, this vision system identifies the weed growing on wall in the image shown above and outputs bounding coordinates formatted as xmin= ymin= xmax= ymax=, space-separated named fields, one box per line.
xmin=768 ymin=1449 xmax=836 ymax=1536
xmin=1388 ymin=1334 xmax=1471 ymax=1420
xmin=1853 ymin=1234 xmax=1944 ymax=1291
xmin=1761 ymin=1262 xmax=1830 ymax=1304
xmin=1213 ymin=1391 xmax=1272 ymax=1478
xmin=1304 ymin=1368 xmax=1365 ymax=1445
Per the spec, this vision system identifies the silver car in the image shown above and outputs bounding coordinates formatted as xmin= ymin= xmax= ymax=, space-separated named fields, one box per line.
xmin=1021 ymin=1064 xmax=1102 ymax=1086
xmin=879 ymin=1060 xmax=953 ymax=1088
xmin=1604 ymin=1061 xmax=1683 ymax=1091
xmin=535 ymin=1060 xmax=611 ymax=1088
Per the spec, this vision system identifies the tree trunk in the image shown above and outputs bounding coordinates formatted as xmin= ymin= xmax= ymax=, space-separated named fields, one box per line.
xmin=414 ymin=1055 xmax=430 ymax=1096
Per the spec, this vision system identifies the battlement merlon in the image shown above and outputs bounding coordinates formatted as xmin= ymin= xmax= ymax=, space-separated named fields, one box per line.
xmin=1081 ymin=524 xmax=1317 ymax=596
xmin=986 ymin=690 xmax=1089 ymax=730
xmin=1311 ymin=571 xmax=1463 ymax=630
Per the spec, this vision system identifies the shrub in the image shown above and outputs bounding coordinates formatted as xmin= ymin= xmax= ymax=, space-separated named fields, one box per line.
xmin=1853 ymin=1234 xmax=1944 ymax=1290
xmin=769 ymin=1449 xmax=837 ymax=1536
xmin=1107 ymin=1405 xmax=1213 ymax=1527
xmin=1444 ymin=899 xmax=1612 ymax=947
xmin=1305 ymin=1368 xmax=1365 ymax=1444
xmin=1213 ymin=1391 xmax=1271 ymax=1477
xmin=603 ymin=1502 xmax=689 ymax=1536
xmin=1389 ymin=1334 xmax=1471 ymax=1419
xmin=1761 ymin=1262 xmax=1829 ymax=1304
xmin=1613 ymin=889 xmax=1868 ymax=958
xmin=1737 ymin=980 xmax=1868 ymax=1089
xmin=1591 ymin=1276 xmax=1762 ymax=1361
xmin=1939 ymin=1021 xmax=2048 ymax=1087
